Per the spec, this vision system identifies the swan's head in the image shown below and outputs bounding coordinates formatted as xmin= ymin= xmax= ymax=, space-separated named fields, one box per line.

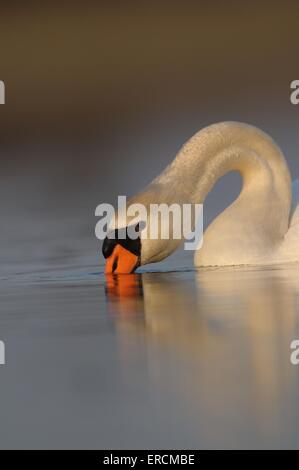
xmin=102 ymin=224 xmax=142 ymax=274
xmin=102 ymin=218 xmax=182 ymax=273
xmin=102 ymin=188 xmax=184 ymax=273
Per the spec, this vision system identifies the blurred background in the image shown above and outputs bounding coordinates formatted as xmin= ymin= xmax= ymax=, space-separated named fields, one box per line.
xmin=2 ymin=1 xmax=299 ymax=450
xmin=0 ymin=0 xmax=299 ymax=272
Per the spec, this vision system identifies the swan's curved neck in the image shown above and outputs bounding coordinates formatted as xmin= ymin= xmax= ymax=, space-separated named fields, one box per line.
xmin=140 ymin=122 xmax=292 ymax=265
xmin=155 ymin=122 xmax=291 ymax=234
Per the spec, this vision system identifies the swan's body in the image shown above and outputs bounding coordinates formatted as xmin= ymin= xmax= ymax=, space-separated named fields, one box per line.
xmin=106 ymin=122 xmax=299 ymax=271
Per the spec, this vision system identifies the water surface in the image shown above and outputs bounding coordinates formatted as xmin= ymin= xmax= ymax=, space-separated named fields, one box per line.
xmin=1 ymin=253 xmax=299 ymax=449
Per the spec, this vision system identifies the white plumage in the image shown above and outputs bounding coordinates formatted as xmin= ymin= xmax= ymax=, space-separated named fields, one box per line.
xmin=117 ymin=122 xmax=299 ymax=267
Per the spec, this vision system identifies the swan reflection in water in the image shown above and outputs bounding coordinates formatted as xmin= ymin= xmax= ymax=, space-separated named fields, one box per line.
xmin=105 ymin=267 xmax=299 ymax=447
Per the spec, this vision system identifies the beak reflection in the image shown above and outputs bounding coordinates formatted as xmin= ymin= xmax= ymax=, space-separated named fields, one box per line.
xmin=105 ymin=273 xmax=143 ymax=298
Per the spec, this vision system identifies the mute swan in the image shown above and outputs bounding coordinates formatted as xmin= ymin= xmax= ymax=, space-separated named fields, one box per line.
xmin=103 ymin=122 xmax=299 ymax=273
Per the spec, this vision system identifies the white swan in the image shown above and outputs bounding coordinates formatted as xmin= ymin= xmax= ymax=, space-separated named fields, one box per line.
xmin=103 ymin=122 xmax=299 ymax=273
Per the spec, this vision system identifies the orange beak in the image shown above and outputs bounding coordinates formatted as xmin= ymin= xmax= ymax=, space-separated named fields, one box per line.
xmin=105 ymin=244 xmax=139 ymax=274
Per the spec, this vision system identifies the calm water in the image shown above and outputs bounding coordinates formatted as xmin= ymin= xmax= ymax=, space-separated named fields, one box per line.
xmin=2 ymin=0 xmax=299 ymax=448
xmin=1 ymin=160 xmax=299 ymax=449
xmin=1 ymin=249 xmax=299 ymax=449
